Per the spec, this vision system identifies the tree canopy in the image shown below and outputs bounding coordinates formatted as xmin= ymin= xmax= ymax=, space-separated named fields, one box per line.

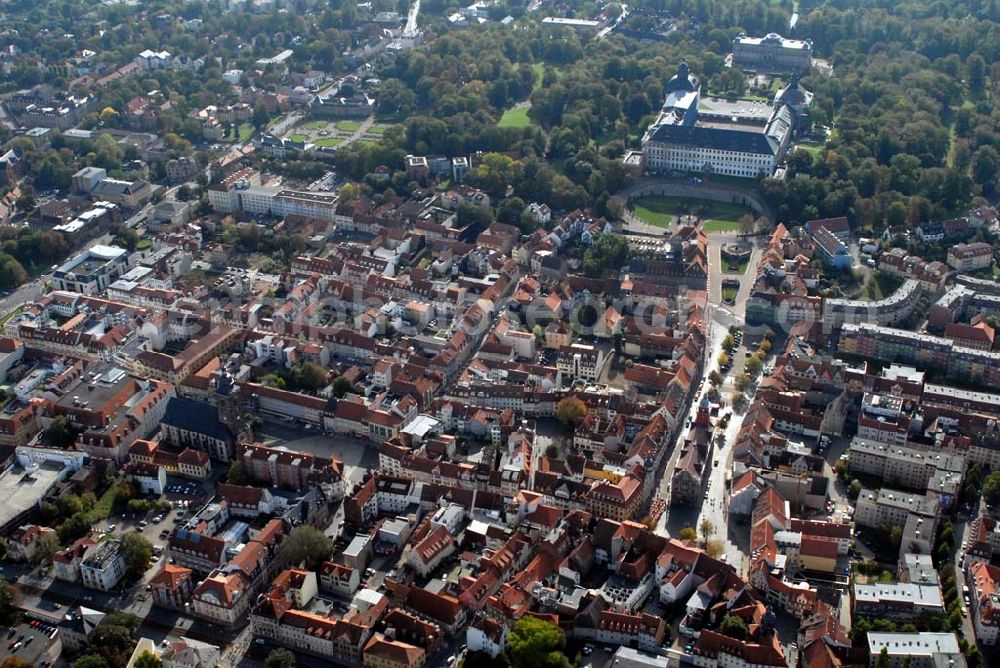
xmin=507 ymin=616 xmax=573 ymax=668
xmin=265 ymin=648 xmax=297 ymax=668
xmin=583 ymin=232 xmax=630 ymax=278
xmin=120 ymin=531 xmax=154 ymax=578
xmin=83 ymin=613 xmax=140 ymax=668
xmin=0 ymin=580 xmax=19 ymax=628
xmin=984 ymin=470 xmax=1000 ymax=508
xmin=720 ymin=615 xmax=749 ymax=641
xmin=133 ymin=652 xmax=162 ymax=668
xmin=278 ymin=525 xmax=333 ymax=571
xmin=555 ymin=396 xmax=587 ymax=425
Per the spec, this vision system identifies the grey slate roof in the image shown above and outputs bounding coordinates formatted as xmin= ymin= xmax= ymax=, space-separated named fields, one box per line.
xmin=161 ymin=396 xmax=233 ymax=442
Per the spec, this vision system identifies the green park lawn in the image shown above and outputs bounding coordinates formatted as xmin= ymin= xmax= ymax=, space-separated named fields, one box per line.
xmin=702 ymin=219 xmax=743 ymax=233
xmin=633 ymin=196 xmax=751 ymax=232
xmin=367 ymin=123 xmax=392 ymax=135
xmin=237 ymin=122 xmax=255 ymax=140
xmin=336 ymin=120 xmax=361 ymax=132
xmin=633 ymin=196 xmax=677 ymax=228
xmin=702 ymin=200 xmax=751 ymax=232
xmin=0 ymin=305 xmax=24 ymax=327
xmin=314 ymin=137 xmax=341 ymax=148
xmin=795 ymin=143 xmax=824 ymax=157
xmin=860 ymin=272 xmax=903 ymax=301
xmin=303 ymin=120 xmax=328 ymax=130
xmin=498 ymin=107 xmax=532 ymax=128
xmin=531 ymin=62 xmax=562 ymax=91
xmin=723 ymin=256 xmax=751 ymax=274
xmin=287 ymin=134 xmax=309 ymax=142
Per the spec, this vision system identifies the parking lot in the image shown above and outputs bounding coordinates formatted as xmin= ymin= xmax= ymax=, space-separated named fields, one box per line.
xmin=90 ymin=476 xmax=211 ymax=555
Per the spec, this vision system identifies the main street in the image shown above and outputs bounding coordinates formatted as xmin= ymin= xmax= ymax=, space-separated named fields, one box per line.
xmin=653 ymin=227 xmax=767 ymax=574
xmin=654 ymin=317 xmax=753 ymax=573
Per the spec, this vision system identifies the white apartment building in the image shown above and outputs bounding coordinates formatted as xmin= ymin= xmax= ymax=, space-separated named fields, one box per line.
xmin=52 ymin=245 xmax=131 ymax=295
xmin=80 ymin=540 xmax=126 ymax=591
xmin=467 ymin=617 xmax=507 ymax=658
xmin=847 ymin=438 xmax=965 ymax=493
xmin=216 ymin=186 xmax=340 ymax=223
xmin=190 ymin=570 xmax=251 ymax=627
xmin=556 ymin=344 xmax=606 ymax=381
xmin=865 ymin=633 xmax=963 ymax=668
xmin=855 ymin=487 xmax=939 ymax=530
xmin=853 ymin=582 xmax=945 ymax=620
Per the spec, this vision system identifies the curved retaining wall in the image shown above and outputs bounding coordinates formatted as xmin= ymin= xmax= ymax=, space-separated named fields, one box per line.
xmin=620 ymin=179 xmax=774 ymax=222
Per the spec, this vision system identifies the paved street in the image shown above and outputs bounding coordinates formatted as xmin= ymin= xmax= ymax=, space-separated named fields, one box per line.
xmin=956 ymin=516 xmax=978 ymax=644
xmin=655 ymin=320 xmax=754 ymax=572
xmin=652 ymin=225 xmax=765 ymax=574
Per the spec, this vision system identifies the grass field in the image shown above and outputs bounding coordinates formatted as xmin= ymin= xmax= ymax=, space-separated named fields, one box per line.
xmin=633 ymin=197 xmax=678 ymax=228
xmin=723 ymin=257 xmax=751 ymax=274
xmin=498 ymin=107 xmax=532 ymax=128
xmin=721 ymin=284 xmax=739 ymax=303
xmin=354 ymin=139 xmax=379 ymax=147
xmin=303 ymin=120 xmax=328 ymax=130
xmin=0 ymin=305 xmax=23 ymax=327
xmin=238 ymin=122 xmax=255 ymax=140
xmin=367 ymin=124 xmax=392 ymax=135
xmin=91 ymin=480 xmax=125 ymax=521
xmin=703 ymin=174 xmax=763 ymax=188
xmin=288 ymin=134 xmax=309 ymax=142
xmin=702 ymin=219 xmax=742 ymax=233
xmin=795 ymin=143 xmax=823 ymax=157
xmin=947 ymin=120 xmax=958 ymax=167
xmin=860 ymin=272 xmax=902 ymax=301
xmin=336 ymin=120 xmax=361 ymax=132
xmin=314 ymin=137 xmax=341 ymax=148
xmin=633 ymin=196 xmax=751 ymax=232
